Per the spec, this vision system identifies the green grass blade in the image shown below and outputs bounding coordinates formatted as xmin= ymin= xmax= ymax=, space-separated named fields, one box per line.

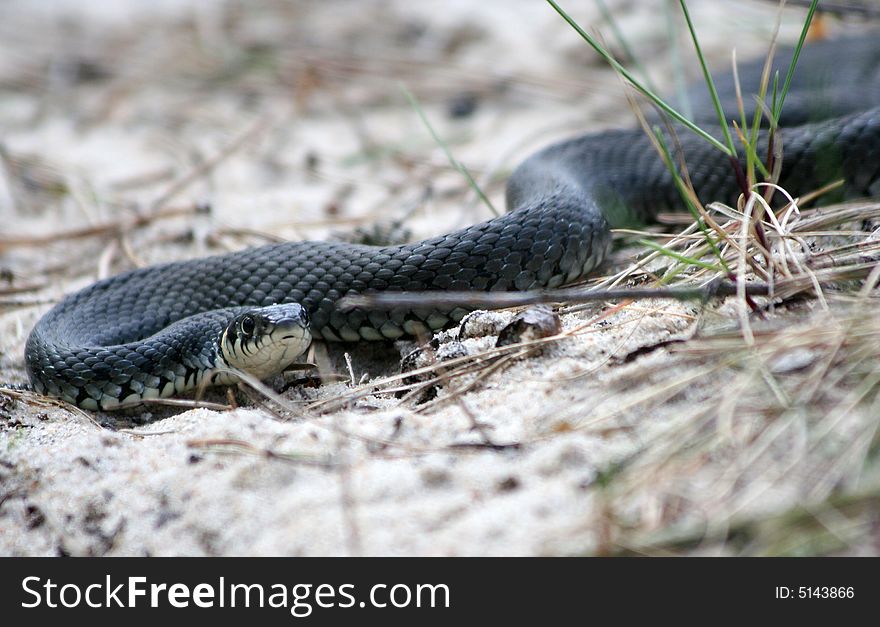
xmin=594 ymin=0 xmax=658 ymax=94
xmin=639 ymin=239 xmax=725 ymax=271
xmin=400 ymin=84 xmax=499 ymax=216
xmin=663 ymin=0 xmax=692 ymax=120
xmin=546 ymin=0 xmax=732 ymax=157
xmin=676 ymin=0 xmax=737 ymax=158
xmin=773 ymin=0 xmax=820 ymax=120
xmin=652 ymin=127 xmax=730 ymax=271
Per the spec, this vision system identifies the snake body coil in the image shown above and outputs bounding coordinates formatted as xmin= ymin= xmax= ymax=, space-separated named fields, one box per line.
xmin=25 ymin=35 xmax=880 ymax=409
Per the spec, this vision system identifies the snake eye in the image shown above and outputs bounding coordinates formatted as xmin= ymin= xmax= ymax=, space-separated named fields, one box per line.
xmin=239 ymin=315 xmax=256 ymax=336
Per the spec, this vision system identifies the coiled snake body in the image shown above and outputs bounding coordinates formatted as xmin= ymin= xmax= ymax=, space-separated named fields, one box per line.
xmin=25 ymin=35 xmax=880 ymax=409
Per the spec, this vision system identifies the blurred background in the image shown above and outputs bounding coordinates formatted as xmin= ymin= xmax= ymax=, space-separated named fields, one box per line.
xmin=0 ymin=0 xmax=839 ymax=271
xmin=3 ymin=1 xmax=879 ymax=557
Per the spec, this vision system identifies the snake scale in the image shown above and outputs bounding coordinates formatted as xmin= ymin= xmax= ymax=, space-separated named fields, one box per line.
xmin=24 ymin=34 xmax=880 ymax=410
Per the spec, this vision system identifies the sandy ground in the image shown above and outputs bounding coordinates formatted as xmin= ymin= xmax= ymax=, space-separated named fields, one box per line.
xmin=1 ymin=0 xmax=878 ymax=556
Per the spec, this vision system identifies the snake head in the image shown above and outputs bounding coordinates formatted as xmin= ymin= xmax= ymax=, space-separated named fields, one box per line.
xmin=220 ymin=303 xmax=312 ymax=379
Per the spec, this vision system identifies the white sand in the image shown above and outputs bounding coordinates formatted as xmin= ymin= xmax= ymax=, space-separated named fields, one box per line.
xmin=1 ymin=0 xmax=871 ymax=556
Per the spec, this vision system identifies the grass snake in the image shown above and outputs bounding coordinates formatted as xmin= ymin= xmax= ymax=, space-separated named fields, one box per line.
xmin=24 ymin=34 xmax=880 ymax=410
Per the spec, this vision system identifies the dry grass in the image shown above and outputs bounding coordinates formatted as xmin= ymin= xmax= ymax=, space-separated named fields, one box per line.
xmin=1 ymin=0 xmax=878 ymax=556
xmin=191 ymin=184 xmax=880 ymax=556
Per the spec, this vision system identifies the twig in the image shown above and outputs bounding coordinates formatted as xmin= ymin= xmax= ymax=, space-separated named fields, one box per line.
xmin=116 ymin=397 xmax=233 ymax=412
xmin=0 ymin=282 xmax=46 ymax=296
xmin=340 ymin=278 xmax=767 ymax=311
xmin=451 ymin=398 xmax=521 ymax=450
xmin=186 ymin=438 xmax=336 ymax=467
xmin=0 ymin=203 xmax=204 ymax=251
xmin=148 ymin=116 xmax=272 ymax=212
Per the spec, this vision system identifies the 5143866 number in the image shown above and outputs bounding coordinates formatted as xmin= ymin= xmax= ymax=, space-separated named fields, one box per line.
xmin=775 ymin=586 xmax=854 ymax=599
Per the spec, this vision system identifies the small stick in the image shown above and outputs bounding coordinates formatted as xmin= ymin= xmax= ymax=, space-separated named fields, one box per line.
xmin=148 ymin=116 xmax=271 ymax=212
xmin=0 ymin=203 xmax=203 ymax=250
xmin=118 ymin=397 xmax=232 ymax=412
xmin=186 ymin=438 xmax=335 ymax=467
xmin=339 ymin=278 xmax=768 ymax=312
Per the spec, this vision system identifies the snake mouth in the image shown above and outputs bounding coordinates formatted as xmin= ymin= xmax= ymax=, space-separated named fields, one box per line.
xmin=276 ymin=318 xmax=309 ymax=340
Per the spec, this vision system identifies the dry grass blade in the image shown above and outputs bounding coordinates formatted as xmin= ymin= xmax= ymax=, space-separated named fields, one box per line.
xmin=186 ymin=438 xmax=336 ymax=467
xmin=0 ymin=203 xmax=205 ymax=251
xmin=582 ymin=303 xmax=880 ymax=555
